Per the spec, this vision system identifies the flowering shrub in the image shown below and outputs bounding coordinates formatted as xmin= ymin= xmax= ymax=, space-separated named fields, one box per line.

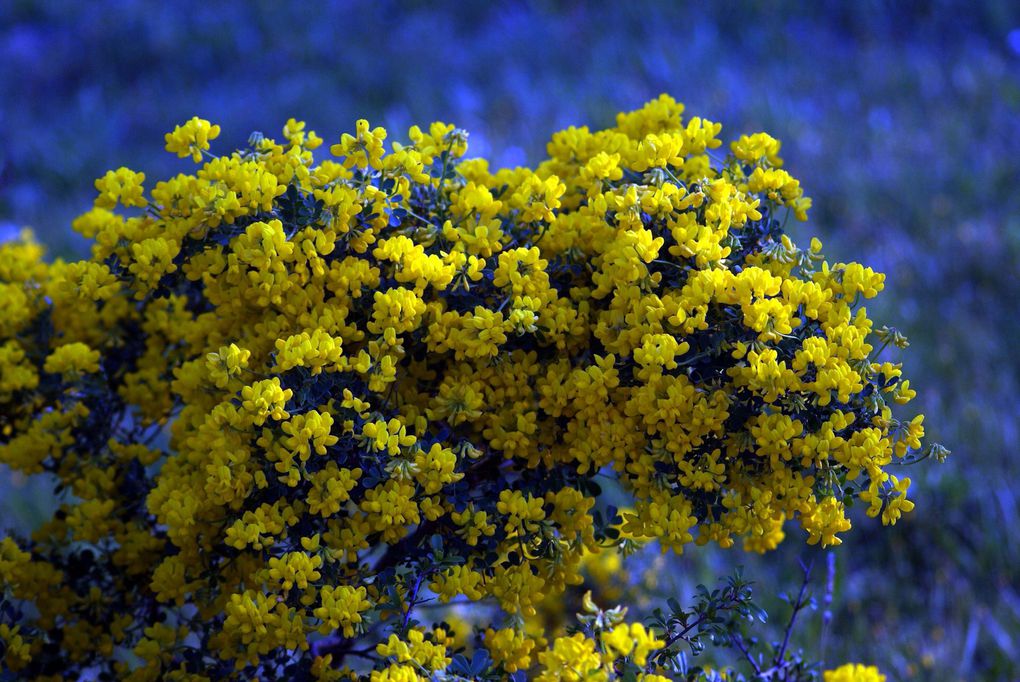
xmin=0 ymin=95 xmax=940 ymax=679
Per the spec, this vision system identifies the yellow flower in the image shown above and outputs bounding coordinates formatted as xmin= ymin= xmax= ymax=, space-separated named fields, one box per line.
xmin=801 ymin=497 xmax=852 ymax=547
xmin=240 ymin=378 xmax=293 ymax=425
xmin=331 ymin=118 xmax=388 ymax=169
xmin=164 ymin=116 xmax=221 ymax=162
xmin=601 ymin=622 xmax=664 ymax=666
xmin=824 ymin=663 xmax=887 ymax=682
xmin=376 ymin=630 xmax=450 ymax=672
xmin=485 ymin=627 xmax=536 ymax=673
xmin=536 ymin=632 xmax=604 ymax=681
xmin=314 ymin=585 xmax=371 ymax=637
xmin=44 ymin=342 xmax=101 ymax=375
xmin=94 ymin=167 xmax=147 ymax=208
xmin=0 ymin=624 xmax=32 ymax=671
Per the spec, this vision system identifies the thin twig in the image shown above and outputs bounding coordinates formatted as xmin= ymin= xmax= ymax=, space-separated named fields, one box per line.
xmin=401 ymin=570 xmax=426 ymax=632
xmin=731 ymin=633 xmax=762 ymax=675
xmin=662 ymin=612 xmax=710 ymax=649
xmin=662 ymin=585 xmax=742 ymax=649
xmin=775 ymin=559 xmax=814 ymax=667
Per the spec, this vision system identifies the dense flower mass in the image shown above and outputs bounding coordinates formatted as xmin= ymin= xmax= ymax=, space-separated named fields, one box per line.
xmin=0 ymin=96 xmax=934 ymax=679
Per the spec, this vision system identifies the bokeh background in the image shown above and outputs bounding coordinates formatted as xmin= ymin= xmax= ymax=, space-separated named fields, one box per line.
xmin=2 ymin=1 xmax=1019 ymax=679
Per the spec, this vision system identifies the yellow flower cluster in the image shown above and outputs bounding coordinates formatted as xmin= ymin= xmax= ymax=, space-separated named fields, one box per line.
xmin=529 ymin=620 xmax=664 ymax=682
xmin=823 ymin=663 xmax=886 ymax=682
xmin=0 ymin=96 xmax=934 ymax=678
xmin=43 ymin=342 xmax=101 ymax=376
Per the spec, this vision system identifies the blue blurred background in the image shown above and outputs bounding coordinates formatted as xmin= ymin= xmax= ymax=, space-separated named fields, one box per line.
xmin=2 ymin=1 xmax=1019 ymax=678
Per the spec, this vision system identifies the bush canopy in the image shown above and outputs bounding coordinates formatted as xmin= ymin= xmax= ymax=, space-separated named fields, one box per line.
xmin=0 ymin=96 xmax=933 ymax=680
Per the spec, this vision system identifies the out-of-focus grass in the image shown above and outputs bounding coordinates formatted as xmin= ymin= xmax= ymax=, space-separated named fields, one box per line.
xmin=2 ymin=1 xmax=1019 ymax=679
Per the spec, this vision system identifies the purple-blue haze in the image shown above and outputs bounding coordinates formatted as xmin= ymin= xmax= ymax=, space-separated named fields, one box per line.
xmin=2 ymin=1 xmax=1019 ymax=678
